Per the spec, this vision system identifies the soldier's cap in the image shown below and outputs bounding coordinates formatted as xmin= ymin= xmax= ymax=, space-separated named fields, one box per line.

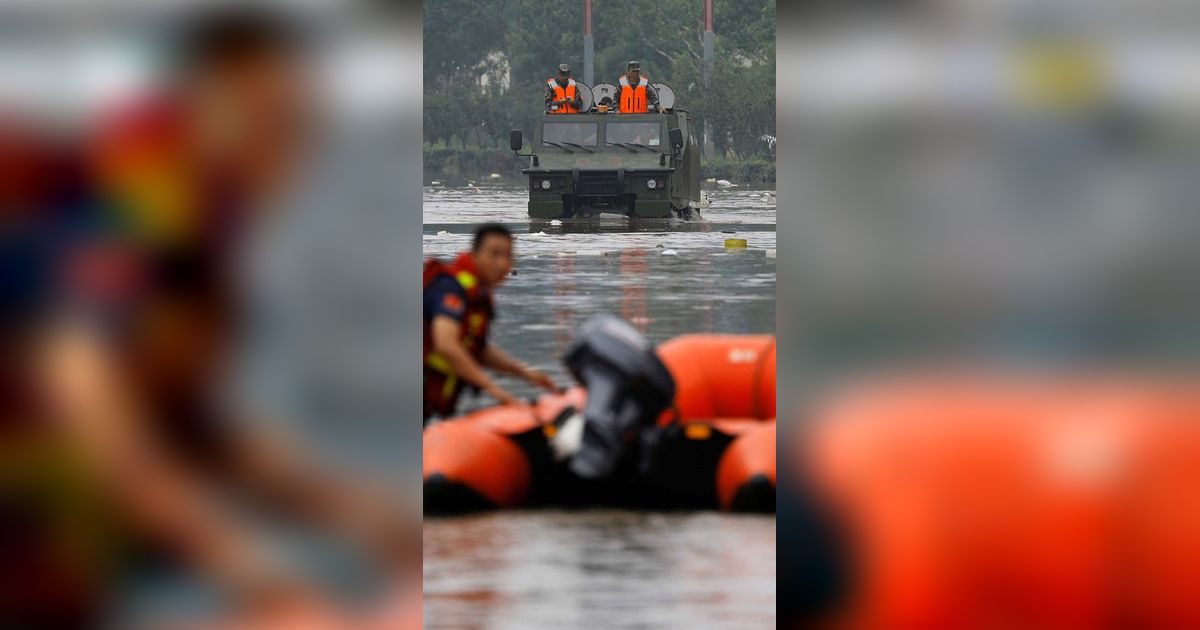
xmin=627 ymin=60 xmax=640 ymax=70
xmin=558 ymin=63 xmax=571 ymax=73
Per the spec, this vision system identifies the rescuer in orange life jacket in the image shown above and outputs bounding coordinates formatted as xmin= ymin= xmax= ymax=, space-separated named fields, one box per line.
xmin=424 ymin=223 xmax=559 ymax=422
xmin=545 ymin=63 xmax=583 ymax=114
xmin=617 ymin=60 xmax=661 ymax=113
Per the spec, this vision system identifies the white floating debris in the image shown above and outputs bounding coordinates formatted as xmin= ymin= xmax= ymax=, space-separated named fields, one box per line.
xmin=550 ymin=219 xmax=563 ymax=226
xmin=716 ymin=179 xmax=737 ymax=188
xmin=526 ymin=231 xmax=549 ymax=237
xmin=705 ymin=177 xmax=717 ymax=183
xmin=431 ymin=180 xmax=442 ymax=186
xmin=489 ymin=172 xmax=501 ymax=180
xmin=766 ymin=249 xmax=776 ymax=259
xmin=436 ymin=230 xmax=450 ymax=236
xmin=661 ymin=249 xmax=679 ymax=256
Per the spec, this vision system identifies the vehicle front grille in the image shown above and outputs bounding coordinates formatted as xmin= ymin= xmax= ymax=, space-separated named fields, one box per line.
xmin=577 ymin=172 xmax=621 ymax=195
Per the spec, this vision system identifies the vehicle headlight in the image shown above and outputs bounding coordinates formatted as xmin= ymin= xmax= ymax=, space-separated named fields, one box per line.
xmin=646 ymin=179 xmax=657 ymax=189
xmin=541 ymin=179 xmax=552 ymax=190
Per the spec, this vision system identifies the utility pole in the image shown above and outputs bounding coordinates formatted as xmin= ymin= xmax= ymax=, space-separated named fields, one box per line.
xmin=702 ymin=0 xmax=715 ymax=155
xmin=583 ymin=0 xmax=594 ymax=85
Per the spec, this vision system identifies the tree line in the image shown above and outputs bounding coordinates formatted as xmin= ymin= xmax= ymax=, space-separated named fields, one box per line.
xmin=423 ymin=0 xmax=776 ymax=161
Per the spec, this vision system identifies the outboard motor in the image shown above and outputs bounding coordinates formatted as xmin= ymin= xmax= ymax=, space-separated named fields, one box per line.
xmin=562 ymin=315 xmax=675 ymax=479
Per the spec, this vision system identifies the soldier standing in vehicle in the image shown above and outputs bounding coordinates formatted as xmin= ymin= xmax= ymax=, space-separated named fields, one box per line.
xmin=616 ymin=61 xmax=660 ymax=113
xmin=545 ymin=63 xmax=583 ymax=114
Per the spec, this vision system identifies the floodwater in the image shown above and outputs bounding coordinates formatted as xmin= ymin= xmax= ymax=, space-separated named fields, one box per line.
xmin=422 ymin=185 xmax=777 ymax=406
xmin=422 ymin=185 xmax=777 ymax=629
xmin=423 ymin=511 xmax=777 ymax=630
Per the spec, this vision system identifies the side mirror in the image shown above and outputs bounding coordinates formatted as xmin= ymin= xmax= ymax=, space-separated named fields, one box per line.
xmin=510 ymin=129 xmax=523 ymax=152
xmin=669 ymin=128 xmax=684 ymax=153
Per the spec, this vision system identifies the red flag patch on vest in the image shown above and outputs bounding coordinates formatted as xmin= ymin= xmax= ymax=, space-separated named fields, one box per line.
xmin=442 ymin=293 xmax=464 ymax=314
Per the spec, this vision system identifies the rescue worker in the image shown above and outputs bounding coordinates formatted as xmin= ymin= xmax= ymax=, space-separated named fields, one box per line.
xmin=616 ymin=60 xmax=660 ymax=113
xmin=424 ymin=223 xmax=559 ymax=422
xmin=24 ymin=7 xmax=416 ymax=625
xmin=545 ymin=63 xmax=583 ymax=114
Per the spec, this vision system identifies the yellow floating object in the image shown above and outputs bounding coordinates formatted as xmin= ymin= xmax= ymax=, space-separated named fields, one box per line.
xmin=1012 ymin=40 xmax=1105 ymax=111
xmin=725 ymin=238 xmax=748 ymax=249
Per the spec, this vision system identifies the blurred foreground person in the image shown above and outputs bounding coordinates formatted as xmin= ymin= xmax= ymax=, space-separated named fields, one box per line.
xmin=15 ymin=7 xmax=414 ymax=627
xmin=423 ymin=223 xmax=558 ymax=422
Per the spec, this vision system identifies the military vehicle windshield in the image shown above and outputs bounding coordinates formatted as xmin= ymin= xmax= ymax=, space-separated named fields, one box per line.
xmin=542 ymin=122 xmax=598 ymax=147
xmin=605 ymin=122 xmax=663 ymax=147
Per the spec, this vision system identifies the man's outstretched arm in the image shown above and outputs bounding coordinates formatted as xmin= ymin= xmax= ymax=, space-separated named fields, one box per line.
xmin=40 ymin=318 xmax=304 ymax=601
xmin=431 ymin=314 xmax=519 ymax=405
xmin=482 ymin=344 xmax=559 ymax=392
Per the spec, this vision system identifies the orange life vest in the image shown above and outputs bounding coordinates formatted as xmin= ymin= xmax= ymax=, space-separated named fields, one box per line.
xmin=547 ymin=78 xmax=579 ymax=114
xmin=423 ymin=252 xmax=494 ymax=419
xmin=618 ymin=75 xmax=649 ymax=113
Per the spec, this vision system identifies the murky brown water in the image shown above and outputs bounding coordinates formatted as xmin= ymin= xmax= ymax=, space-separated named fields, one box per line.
xmin=423 ymin=186 xmax=776 ymax=628
xmin=423 ymin=511 xmax=776 ymax=630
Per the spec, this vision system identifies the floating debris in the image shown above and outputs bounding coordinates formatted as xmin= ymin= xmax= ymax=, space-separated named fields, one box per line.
xmin=550 ymin=219 xmax=563 ymax=226
xmin=489 ymin=173 xmax=502 ymax=180
xmin=716 ymin=179 xmax=738 ymax=188
xmin=436 ymin=230 xmax=450 ymax=236
xmin=661 ymin=249 xmax=679 ymax=256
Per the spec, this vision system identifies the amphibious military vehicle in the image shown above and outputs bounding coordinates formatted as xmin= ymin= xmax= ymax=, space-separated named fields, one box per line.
xmin=510 ymin=82 xmax=702 ymax=219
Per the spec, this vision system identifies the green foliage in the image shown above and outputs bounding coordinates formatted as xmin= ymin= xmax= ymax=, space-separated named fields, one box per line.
xmin=423 ymin=147 xmax=776 ymax=183
xmin=702 ymin=155 xmax=775 ymax=183
xmin=424 ymin=144 xmax=523 ymax=182
xmin=423 ymin=0 xmax=775 ymax=163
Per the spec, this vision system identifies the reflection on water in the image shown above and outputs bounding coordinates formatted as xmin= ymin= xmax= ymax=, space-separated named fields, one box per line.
xmin=424 ymin=511 xmax=777 ymax=630
xmin=423 ymin=187 xmax=776 ymax=628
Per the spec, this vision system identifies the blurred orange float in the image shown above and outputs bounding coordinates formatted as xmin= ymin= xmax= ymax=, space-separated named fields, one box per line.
xmin=423 ymin=335 xmax=777 ymax=513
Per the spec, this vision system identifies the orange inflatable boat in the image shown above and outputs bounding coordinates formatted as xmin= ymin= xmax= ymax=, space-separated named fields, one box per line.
xmin=781 ymin=375 xmax=1200 ymax=628
xmin=424 ymin=317 xmax=775 ymax=514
